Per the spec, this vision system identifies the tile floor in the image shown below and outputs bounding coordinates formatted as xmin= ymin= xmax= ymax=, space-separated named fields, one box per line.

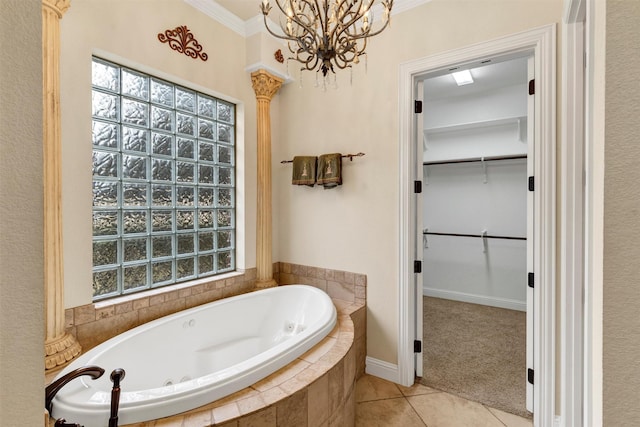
xmin=355 ymin=374 xmax=533 ymax=427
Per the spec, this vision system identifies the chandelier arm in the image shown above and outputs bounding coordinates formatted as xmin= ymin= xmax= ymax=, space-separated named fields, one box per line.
xmin=338 ymin=16 xmax=391 ymax=42
xmin=328 ymin=0 xmax=360 ymax=42
xmin=317 ymin=0 xmax=329 ymax=44
xmin=334 ymin=35 xmax=366 ymax=69
xmin=288 ymin=33 xmax=320 ymax=71
xmin=262 ymin=13 xmax=299 ymax=42
xmin=335 ymin=0 xmax=394 ymax=42
xmin=270 ymin=0 xmax=316 ymax=39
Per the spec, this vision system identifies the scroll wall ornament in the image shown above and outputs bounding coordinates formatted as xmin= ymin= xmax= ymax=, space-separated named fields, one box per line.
xmin=275 ymin=49 xmax=285 ymax=63
xmin=158 ymin=25 xmax=208 ymax=61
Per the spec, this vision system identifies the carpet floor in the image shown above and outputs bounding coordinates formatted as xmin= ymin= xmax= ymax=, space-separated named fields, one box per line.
xmin=421 ymin=296 xmax=532 ymax=419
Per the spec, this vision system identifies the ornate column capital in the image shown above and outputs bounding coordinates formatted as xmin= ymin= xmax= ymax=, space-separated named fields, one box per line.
xmin=42 ymin=0 xmax=71 ymax=18
xmin=251 ymin=69 xmax=284 ymax=102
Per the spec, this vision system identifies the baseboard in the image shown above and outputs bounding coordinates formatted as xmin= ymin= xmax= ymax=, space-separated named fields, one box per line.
xmin=423 ymin=287 xmax=526 ymax=312
xmin=365 ymin=356 xmax=400 ymax=384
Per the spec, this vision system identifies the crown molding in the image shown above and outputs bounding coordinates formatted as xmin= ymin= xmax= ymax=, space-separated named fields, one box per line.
xmin=245 ymin=62 xmax=294 ymax=84
xmin=185 ymin=0 xmax=433 ymax=37
xmin=184 ymin=0 xmax=246 ymax=36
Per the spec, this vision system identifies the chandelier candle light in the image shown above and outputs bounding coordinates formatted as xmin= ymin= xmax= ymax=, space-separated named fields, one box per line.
xmin=260 ymin=0 xmax=393 ymax=79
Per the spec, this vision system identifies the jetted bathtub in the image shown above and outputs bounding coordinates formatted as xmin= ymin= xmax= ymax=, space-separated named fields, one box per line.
xmin=50 ymin=285 xmax=337 ymax=426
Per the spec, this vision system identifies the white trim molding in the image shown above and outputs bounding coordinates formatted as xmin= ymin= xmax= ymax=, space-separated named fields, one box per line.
xmin=398 ymin=24 xmax=556 ymax=426
xmin=365 ymin=357 xmax=400 ymax=384
xmin=245 ymin=63 xmax=294 ymax=85
xmin=561 ymin=1 xmax=586 ymax=425
xmin=184 ymin=0 xmax=246 ymax=36
xmin=423 ymin=287 xmax=527 ymax=312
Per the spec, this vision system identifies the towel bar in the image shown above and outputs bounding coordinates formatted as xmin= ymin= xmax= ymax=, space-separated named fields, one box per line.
xmin=281 ymin=152 xmax=365 ymax=164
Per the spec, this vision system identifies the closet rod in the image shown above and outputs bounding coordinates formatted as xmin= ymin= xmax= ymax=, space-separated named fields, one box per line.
xmin=423 ymin=231 xmax=526 ymax=241
xmin=423 ymin=154 xmax=527 ymax=166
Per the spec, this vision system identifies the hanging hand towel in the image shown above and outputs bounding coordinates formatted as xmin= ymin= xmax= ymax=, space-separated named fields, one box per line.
xmin=291 ymin=156 xmax=317 ymax=186
xmin=317 ymin=153 xmax=342 ymax=189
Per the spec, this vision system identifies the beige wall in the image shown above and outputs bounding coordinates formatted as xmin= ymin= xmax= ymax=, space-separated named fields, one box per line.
xmin=274 ymin=0 xmax=562 ymax=364
xmin=0 ymin=0 xmax=45 ymax=424
xmin=603 ymin=0 xmax=640 ymax=425
xmin=60 ymin=0 xmax=259 ymax=308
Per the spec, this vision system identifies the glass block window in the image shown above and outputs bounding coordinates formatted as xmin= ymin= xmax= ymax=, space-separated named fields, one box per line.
xmin=91 ymin=57 xmax=235 ymax=300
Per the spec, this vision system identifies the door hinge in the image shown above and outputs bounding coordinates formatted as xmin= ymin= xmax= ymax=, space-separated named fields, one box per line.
xmin=414 ymin=180 xmax=422 ymax=194
xmin=528 ymin=79 xmax=535 ymax=95
xmin=414 ymin=100 xmax=423 ymax=114
xmin=414 ymin=260 xmax=422 ymax=274
xmin=528 ymin=272 xmax=534 ymax=288
xmin=414 ymin=340 xmax=422 ymax=353
xmin=528 ymin=368 xmax=534 ymax=385
xmin=528 ymin=176 xmax=534 ymax=191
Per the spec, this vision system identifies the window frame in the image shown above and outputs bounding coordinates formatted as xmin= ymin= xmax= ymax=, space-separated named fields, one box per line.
xmin=91 ymin=57 xmax=237 ymax=301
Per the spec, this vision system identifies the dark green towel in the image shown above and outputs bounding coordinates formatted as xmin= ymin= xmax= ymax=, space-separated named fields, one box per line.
xmin=317 ymin=153 xmax=342 ymax=189
xmin=292 ymin=156 xmax=317 ymax=186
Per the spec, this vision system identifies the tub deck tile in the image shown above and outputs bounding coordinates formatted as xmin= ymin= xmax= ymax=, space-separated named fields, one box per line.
xmin=236 ymin=394 xmax=267 ymax=416
xmin=300 ymin=336 xmax=337 ymax=363
xmin=211 ymin=387 xmax=260 ymax=409
xmin=182 ymin=409 xmax=213 ymax=426
xmin=260 ymin=386 xmax=288 ymax=406
xmin=252 ymin=358 xmax=310 ymax=392
xmin=212 ymin=402 xmax=241 ymax=424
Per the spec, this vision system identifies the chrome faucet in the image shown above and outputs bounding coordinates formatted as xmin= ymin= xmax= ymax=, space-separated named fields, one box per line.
xmin=45 ymin=366 xmax=105 ymax=414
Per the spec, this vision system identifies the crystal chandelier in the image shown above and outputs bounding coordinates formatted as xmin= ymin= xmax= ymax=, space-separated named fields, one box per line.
xmin=260 ymin=0 xmax=394 ymax=77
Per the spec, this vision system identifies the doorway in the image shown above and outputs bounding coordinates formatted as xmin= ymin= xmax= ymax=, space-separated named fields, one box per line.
xmin=397 ymin=24 xmax=557 ymax=427
xmin=419 ymin=55 xmax=532 ymax=418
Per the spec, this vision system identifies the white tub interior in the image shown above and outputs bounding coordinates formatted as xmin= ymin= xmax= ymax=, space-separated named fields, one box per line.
xmin=50 ymin=284 xmax=337 ymax=426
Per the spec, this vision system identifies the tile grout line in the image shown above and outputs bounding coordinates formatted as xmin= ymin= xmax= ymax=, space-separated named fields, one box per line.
xmin=403 ymin=394 xmax=430 ymax=427
xmin=483 ymin=405 xmax=509 ymax=427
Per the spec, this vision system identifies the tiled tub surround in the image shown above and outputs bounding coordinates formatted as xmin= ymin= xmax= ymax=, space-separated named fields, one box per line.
xmin=64 ymin=263 xmax=365 ymax=355
xmin=48 ymin=300 xmax=365 ymax=427
xmin=48 ymin=263 xmax=366 ymax=426
xmin=65 ymin=269 xmax=258 ymax=353
xmin=275 ymin=262 xmax=367 ymax=307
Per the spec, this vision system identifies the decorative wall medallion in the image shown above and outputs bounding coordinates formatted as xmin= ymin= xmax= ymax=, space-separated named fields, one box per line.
xmin=158 ymin=26 xmax=208 ymax=61
xmin=274 ymin=49 xmax=284 ymax=64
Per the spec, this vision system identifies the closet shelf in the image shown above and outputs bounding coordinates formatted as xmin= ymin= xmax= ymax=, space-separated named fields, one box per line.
xmin=423 ymin=115 xmax=527 ymax=136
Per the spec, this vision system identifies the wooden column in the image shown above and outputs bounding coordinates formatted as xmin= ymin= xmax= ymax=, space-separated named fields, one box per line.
xmin=251 ymin=70 xmax=283 ymax=288
xmin=43 ymin=0 xmax=81 ymax=370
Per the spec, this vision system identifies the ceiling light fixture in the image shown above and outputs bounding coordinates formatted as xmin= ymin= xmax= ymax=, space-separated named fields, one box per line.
xmin=260 ymin=0 xmax=394 ymax=79
xmin=452 ymin=69 xmax=474 ymax=86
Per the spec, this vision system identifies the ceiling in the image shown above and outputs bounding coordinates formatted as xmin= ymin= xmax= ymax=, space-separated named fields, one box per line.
xmin=216 ymin=0 xmax=260 ymax=21
xmin=203 ymin=0 xmax=529 ymax=100
xmin=423 ymin=56 xmax=529 ymax=101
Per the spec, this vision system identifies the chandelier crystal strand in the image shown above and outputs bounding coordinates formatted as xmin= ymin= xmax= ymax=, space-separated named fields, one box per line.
xmin=260 ymin=0 xmax=393 ymax=79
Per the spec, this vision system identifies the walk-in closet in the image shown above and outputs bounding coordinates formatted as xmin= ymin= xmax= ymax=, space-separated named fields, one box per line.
xmin=420 ymin=56 xmax=532 ymax=418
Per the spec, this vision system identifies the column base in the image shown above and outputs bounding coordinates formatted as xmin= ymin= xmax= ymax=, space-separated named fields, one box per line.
xmin=45 ymin=332 xmax=81 ymax=371
xmin=256 ymin=278 xmax=278 ymax=288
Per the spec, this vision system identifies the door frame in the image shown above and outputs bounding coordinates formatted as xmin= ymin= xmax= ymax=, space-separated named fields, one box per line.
xmin=398 ymin=24 xmax=556 ymax=426
xmin=561 ymin=0 xmax=586 ymax=425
